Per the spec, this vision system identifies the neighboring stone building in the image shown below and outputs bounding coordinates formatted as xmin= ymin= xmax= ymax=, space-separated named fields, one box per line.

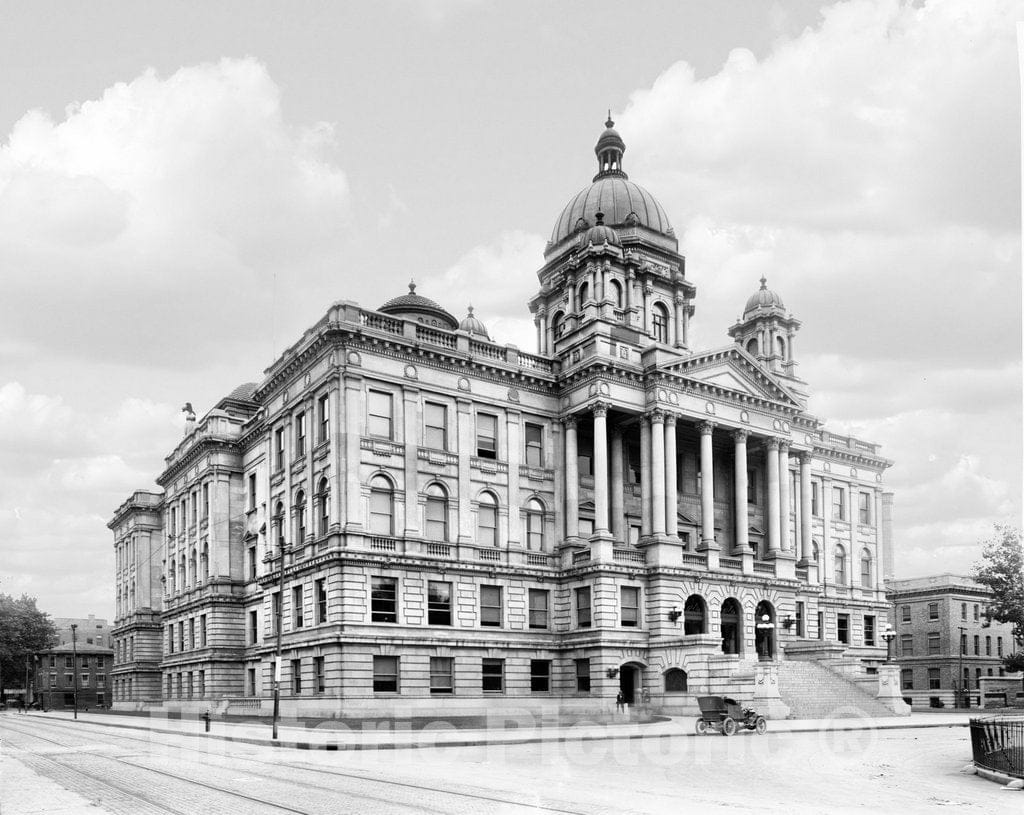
xmin=32 ymin=642 xmax=114 ymax=710
xmin=887 ymin=574 xmax=1020 ymax=708
xmin=111 ymin=119 xmax=896 ymax=717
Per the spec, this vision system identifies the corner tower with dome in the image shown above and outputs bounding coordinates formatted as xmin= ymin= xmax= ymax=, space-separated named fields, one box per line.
xmin=109 ymin=119 xmax=902 ymax=720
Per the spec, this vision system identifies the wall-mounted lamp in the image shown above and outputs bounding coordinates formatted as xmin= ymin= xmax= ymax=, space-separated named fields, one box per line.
xmin=606 ymin=668 xmax=619 ymax=679
xmin=668 ymin=606 xmax=682 ymax=623
xmin=781 ymin=616 xmax=795 ymax=630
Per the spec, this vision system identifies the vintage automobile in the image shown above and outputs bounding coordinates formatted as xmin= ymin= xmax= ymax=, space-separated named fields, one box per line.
xmin=695 ymin=695 xmax=768 ymax=736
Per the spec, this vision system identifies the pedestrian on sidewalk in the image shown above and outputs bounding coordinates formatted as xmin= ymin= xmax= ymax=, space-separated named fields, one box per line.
xmin=616 ymin=691 xmax=625 ymax=713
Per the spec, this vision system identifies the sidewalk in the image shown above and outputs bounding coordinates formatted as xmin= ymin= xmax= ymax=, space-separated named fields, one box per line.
xmin=11 ymin=707 xmax=976 ymax=752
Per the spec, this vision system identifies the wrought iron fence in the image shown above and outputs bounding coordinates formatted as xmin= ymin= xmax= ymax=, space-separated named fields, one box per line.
xmin=969 ymin=714 xmax=1024 ymax=779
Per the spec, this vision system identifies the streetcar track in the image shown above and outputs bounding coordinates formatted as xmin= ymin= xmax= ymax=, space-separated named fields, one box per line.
xmin=2 ymin=717 xmax=590 ymax=814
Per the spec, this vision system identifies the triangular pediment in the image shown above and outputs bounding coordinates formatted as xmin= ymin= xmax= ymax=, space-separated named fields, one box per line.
xmin=663 ymin=346 xmax=803 ymax=408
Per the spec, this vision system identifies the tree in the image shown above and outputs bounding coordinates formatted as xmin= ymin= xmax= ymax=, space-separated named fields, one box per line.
xmin=1003 ymin=652 xmax=1024 ymax=674
xmin=971 ymin=524 xmax=1024 ymax=643
xmin=0 ymin=594 xmax=57 ymax=690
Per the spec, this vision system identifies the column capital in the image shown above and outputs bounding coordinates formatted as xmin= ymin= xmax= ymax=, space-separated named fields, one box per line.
xmin=766 ymin=437 xmax=781 ymax=451
xmin=592 ymin=402 xmax=608 ymax=418
xmin=732 ymin=428 xmax=749 ymax=443
xmin=797 ymin=450 xmax=812 ymax=464
xmin=778 ymin=440 xmax=790 ymax=454
xmin=698 ymin=421 xmax=716 ymax=436
xmin=664 ymin=412 xmax=678 ymax=427
xmin=562 ymin=414 xmax=578 ymax=429
xmin=648 ymin=408 xmax=666 ymax=424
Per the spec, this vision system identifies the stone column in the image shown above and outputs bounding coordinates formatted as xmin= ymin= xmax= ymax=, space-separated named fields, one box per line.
xmin=343 ymin=376 xmax=364 ymax=531
xmin=640 ymin=416 xmax=652 ymax=537
xmin=506 ymin=410 xmax=521 ymax=546
xmin=665 ymin=414 xmax=678 ymax=537
xmin=650 ymin=410 xmax=666 ymax=536
xmin=610 ymin=428 xmax=625 ymax=542
xmin=799 ymin=453 xmax=813 ymax=562
xmin=874 ymin=488 xmax=885 ymax=592
xmin=767 ymin=438 xmax=781 ymax=553
xmin=642 ymin=282 xmax=652 ymax=334
xmin=820 ymin=476 xmax=833 ymax=584
xmin=698 ymin=421 xmax=716 ymax=548
xmin=403 ymin=388 xmax=419 ymax=536
xmin=456 ymin=399 xmax=474 ymax=543
xmin=330 ymin=383 xmax=344 ymax=529
xmin=592 ymin=403 xmax=610 ymax=536
xmin=568 ymin=273 xmax=578 ymax=313
xmin=681 ymin=299 xmax=690 ymax=347
xmin=564 ymin=416 xmax=580 ymax=540
xmin=779 ymin=442 xmax=791 ymax=552
xmin=733 ymin=430 xmax=749 ymax=556
xmin=673 ymin=295 xmax=685 ymax=348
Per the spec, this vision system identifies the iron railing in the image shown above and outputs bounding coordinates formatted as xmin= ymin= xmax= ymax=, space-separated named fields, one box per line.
xmin=969 ymin=715 xmax=1024 ymax=779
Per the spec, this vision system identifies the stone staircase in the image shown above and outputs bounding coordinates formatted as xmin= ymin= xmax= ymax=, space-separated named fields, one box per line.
xmin=777 ymin=660 xmax=894 ymax=719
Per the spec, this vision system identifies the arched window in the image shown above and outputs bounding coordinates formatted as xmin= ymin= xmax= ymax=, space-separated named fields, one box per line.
xmin=200 ymin=543 xmax=209 ymax=580
xmin=369 ymin=476 xmax=394 ymax=535
xmin=835 ymin=544 xmax=847 ymax=585
xmin=552 ymin=311 xmax=566 ymax=338
xmin=525 ymin=498 xmax=545 ymax=550
xmin=294 ymin=490 xmax=307 ymax=544
xmin=317 ymin=477 xmax=330 ymax=536
xmin=609 ymin=279 xmax=623 ymax=308
xmin=684 ymin=594 xmax=706 ymax=635
xmin=424 ymin=483 xmax=448 ymax=542
xmin=188 ymin=549 xmax=196 ymax=586
xmin=746 ymin=338 xmax=759 ymax=355
xmin=860 ymin=548 xmax=872 ymax=586
xmin=578 ymin=281 xmax=590 ymax=306
xmin=721 ymin=598 xmax=742 ymax=655
xmin=812 ymin=540 xmax=820 ymax=562
xmin=652 ymin=302 xmax=670 ymax=344
xmin=477 ymin=491 xmax=498 ymax=547
xmin=776 ymin=336 xmax=786 ymax=358
xmin=168 ymin=559 xmax=176 ymax=593
xmin=664 ymin=668 xmax=688 ymax=693
xmin=178 ymin=559 xmax=186 ymax=592
xmin=274 ymin=501 xmax=286 ymax=551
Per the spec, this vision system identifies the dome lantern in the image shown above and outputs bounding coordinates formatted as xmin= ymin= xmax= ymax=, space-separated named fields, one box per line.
xmin=594 ymin=112 xmax=627 ymax=181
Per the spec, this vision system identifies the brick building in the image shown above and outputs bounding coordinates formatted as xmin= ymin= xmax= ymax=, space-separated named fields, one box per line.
xmin=52 ymin=615 xmax=110 ymax=648
xmin=32 ymin=643 xmax=114 ymax=710
xmin=110 ymin=119 xmax=896 ymax=717
xmin=888 ymin=574 xmax=1020 ymax=707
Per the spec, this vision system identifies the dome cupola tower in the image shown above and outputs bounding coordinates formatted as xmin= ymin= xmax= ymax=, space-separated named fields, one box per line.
xmin=728 ymin=276 xmax=807 ymax=398
xmin=529 ymin=118 xmax=695 ymax=361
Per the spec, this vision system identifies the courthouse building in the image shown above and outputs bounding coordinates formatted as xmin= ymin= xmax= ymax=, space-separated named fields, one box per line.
xmin=110 ymin=120 xmax=895 ymax=716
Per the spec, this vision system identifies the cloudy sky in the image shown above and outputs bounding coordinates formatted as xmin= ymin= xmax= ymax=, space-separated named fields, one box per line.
xmin=1 ymin=0 xmax=1020 ymax=618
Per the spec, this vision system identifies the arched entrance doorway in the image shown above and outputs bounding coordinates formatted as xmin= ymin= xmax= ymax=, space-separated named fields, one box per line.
xmin=755 ymin=600 xmax=776 ymax=660
xmin=721 ymin=598 xmax=742 ymax=655
xmin=684 ymin=594 xmax=706 ymax=635
xmin=618 ymin=662 xmax=644 ymax=705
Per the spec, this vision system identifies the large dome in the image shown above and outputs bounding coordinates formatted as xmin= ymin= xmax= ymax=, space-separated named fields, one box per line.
xmin=378 ymin=282 xmax=458 ymax=330
xmin=548 ymin=118 xmax=673 ymax=248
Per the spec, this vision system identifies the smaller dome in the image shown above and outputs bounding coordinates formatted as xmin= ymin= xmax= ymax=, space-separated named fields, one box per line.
xmin=458 ymin=305 xmax=490 ymax=340
xmin=582 ymin=212 xmax=620 ymax=247
xmin=378 ymin=281 xmax=458 ymax=330
xmin=744 ymin=276 xmax=785 ymax=315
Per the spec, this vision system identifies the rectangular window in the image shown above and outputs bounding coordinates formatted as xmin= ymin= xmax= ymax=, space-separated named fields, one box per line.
xmin=189 ymin=618 xmax=196 ymax=649
xmin=316 ymin=578 xmax=327 ymax=624
xmin=191 ymin=492 xmax=198 ymax=525
xmin=576 ymin=586 xmax=592 ymax=628
xmin=65 ymin=655 xmax=74 ymax=669
xmin=271 ymin=592 xmax=281 ymax=634
xmin=528 ymin=589 xmax=549 ymax=629
xmin=65 ymin=673 xmax=74 ymax=687
xmin=247 ymin=667 xmax=257 ymax=696
xmin=530 ymin=659 xmax=551 ymax=693
xmin=249 ymin=610 xmax=259 ymax=644
xmin=428 ymin=580 xmax=452 ymax=625
xmin=80 ymin=673 xmax=90 ymax=687
xmin=291 ymin=659 xmax=302 ymax=694
xmin=524 ymin=423 xmax=544 ymax=467
xmin=864 ymin=615 xmax=876 ymax=647
xmin=858 ymin=491 xmax=871 ymax=524
xmin=974 ymin=604 xmax=980 ymax=621
xmin=197 ymin=670 xmax=204 ymax=697
xmin=318 ymin=393 xmax=330 ymax=443
xmin=795 ymin=601 xmax=805 ymax=637
xmin=476 ymin=413 xmax=498 ymax=459
xmin=961 ymin=602 xmax=967 ymax=620
xmin=248 ymin=473 xmax=257 ymax=511
xmin=187 ymin=673 xmax=193 ymax=699
xmin=832 ymin=487 xmax=845 ymax=521
xmin=620 ymin=586 xmax=640 ymax=627
xmin=927 ymin=632 xmax=940 ymax=655
xmin=961 ymin=632 xmax=967 ymax=654
xmin=167 ymin=626 xmax=174 ymax=654
xmin=373 ymin=656 xmax=399 ymax=693
xmin=481 ymin=658 xmax=504 ymax=693
xmin=49 ymin=655 xmax=56 ymax=668
xmin=811 ymin=482 xmax=820 ymax=516
xmin=97 ymin=674 xmax=105 ymax=688
xmin=421 ymin=656 xmax=453 ymax=696
xmin=837 ymin=613 xmax=850 ymax=644
xmin=985 ymin=636 xmax=991 ymax=656
xmin=202 ymin=483 xmax=210 ymax=520
xmin=295 ymin=412 xmax=306 ymax=457
xmin=371 ymin=577 xmax=398 ymax=623
xmin=248 ymin=545 xmax=257 ymax=580
xmin=178 ymin=622 xmax=184 ymax=652
xmin=747 ymin=469 xmax=757 ymax=504
xmin=314 ymin=656 xmax=325 ymax=694
xmin=480 ymin=585 xmax=502 ymax=627
xmin=293 ymin=586 xmax=304 ymax=629
xmin=275 ymin=427 xmax=285 ymax=470
xmin=575 ymin=658 xmax=591 ymax=693
xmin=200 ymin=614 xmax=207 ymax=647
xmin=901 ymin=634 xmax=914 ymax=656
xmin=424 ymin=402 xmax=447 ymax=450
xmin=928 ymin=668 xmax=940 ymax=690
xmin=928 ymin=602 xmax=939 ymax=621
xmin=49 ymin=674 xmax=57 ymax=688
xmin=998 ymin=637 xmax=1003 ymax=657
xmin=974 ymin=635 xmax=980 ymax=655
xmin=901 ymin=605 xmax=911 ymax=623
xmin=901 ymin=669 xmax=913 ymax=690
xmin=367 ymin=390 xmax=393 ymax=439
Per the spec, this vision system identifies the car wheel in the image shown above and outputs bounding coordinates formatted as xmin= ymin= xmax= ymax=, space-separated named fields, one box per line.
xmin=755 ymin=716 xmax=767 ymax=735
xmin=722 ymin=717 xmax=736 ymax=736
xmin=695 ymin=719 xmax=708 ymax=735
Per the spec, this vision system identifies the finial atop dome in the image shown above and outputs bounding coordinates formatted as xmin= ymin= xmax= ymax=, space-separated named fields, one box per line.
xmin=594 ymin=115 xmax=627 ymax=181
xmin=595 ymin=211 xmax=605 ymax=225
xmin=606 ymin=110 xmax=614 ymax=129
xmin=408 ymin=280 xmax=417 ymax=294
xmin=759 ymin=275 xmax=767 ymax=290
xmin=459 ymin=304 xmax=490 ymax=340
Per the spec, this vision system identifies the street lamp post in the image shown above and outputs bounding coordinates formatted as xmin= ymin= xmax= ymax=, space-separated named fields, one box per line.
xmin=957 ymin=625 xmax=967 ymax=709
xmin=756 ymin=614 xmax=775 ymax=661
xmin=881 ymin=623 xmax=896 ymax=664
xmin=70 ymin=624 xmax=79 ymax=720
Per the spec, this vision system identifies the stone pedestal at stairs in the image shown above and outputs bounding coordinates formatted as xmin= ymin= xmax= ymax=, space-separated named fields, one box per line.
xmin=876 ymin=664 xmax=911 ymax=716
xmin=753 ymin=662 xmax=791 ymax=720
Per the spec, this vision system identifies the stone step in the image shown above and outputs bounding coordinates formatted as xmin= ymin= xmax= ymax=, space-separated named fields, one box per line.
xmin=777 ymin=659 xmax=894 ymax=719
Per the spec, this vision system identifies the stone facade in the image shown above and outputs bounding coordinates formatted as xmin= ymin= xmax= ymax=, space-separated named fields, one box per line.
xmin=111 ymin=120 xmax=895 ymax=717
xmin=888 ymin=573 xmax=1020 ymax=708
